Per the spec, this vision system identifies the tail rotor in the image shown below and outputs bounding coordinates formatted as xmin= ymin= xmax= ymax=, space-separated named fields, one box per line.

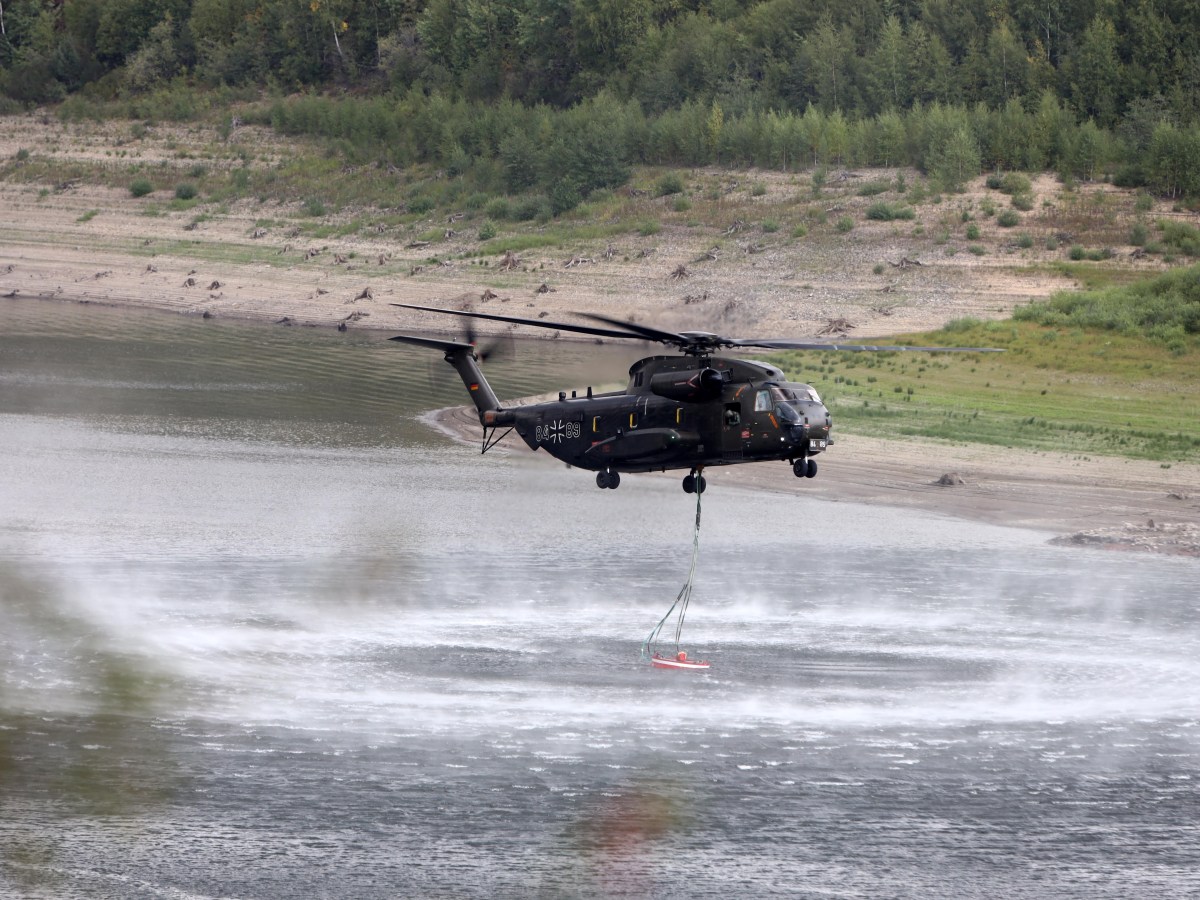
xmin=463 ymin=319 xmax=513 ymax=364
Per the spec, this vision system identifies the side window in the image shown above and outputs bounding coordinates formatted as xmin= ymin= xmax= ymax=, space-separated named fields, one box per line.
xmin=723 ymin=403 xmax=741 ymax=426
xmin=755 ymin=390 xmax=771 ymax=412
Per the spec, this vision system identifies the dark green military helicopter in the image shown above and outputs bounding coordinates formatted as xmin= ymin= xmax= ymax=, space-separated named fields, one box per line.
xmin=390 ymin=303 xmax=1000 ymax=492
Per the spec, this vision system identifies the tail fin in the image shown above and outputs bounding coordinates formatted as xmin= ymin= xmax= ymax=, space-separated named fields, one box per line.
xmin=389 ymin=334 xmax=502 ymax=422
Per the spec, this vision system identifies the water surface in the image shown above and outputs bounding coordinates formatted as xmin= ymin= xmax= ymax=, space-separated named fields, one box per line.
xmin=2 ymin=299 xmax=1198 ymax=898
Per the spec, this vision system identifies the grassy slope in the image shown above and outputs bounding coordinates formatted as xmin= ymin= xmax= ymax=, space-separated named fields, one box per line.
xmin=770 ymin=320 xmax=1199 ymax=464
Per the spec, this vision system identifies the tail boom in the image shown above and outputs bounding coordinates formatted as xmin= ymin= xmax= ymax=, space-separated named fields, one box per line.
xmin=389 ymin=334 xmax=502 ymax=422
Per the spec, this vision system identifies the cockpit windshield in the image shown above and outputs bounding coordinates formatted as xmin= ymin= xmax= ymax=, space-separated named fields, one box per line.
xmin=770 ymin=383 xmax=822 ymax=404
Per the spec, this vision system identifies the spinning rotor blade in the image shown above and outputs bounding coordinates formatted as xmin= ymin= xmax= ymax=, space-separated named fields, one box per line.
xmin=390 ymin=303 xmax=645 ymax=342
xmin=391 ymin=303 xmax=1004 ymax=355
xmin=726 ymin=338 xmax=1006 ymax=353
xmin=574 ymin=311 xmax=693 ymax=346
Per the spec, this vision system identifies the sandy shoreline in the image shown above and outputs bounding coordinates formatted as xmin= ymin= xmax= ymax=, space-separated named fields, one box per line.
xmin=2 ymin=115 xmax=1197 ymax=553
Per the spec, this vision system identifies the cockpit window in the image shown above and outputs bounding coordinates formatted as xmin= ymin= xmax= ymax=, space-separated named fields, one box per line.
xmin=774 ymin=402 xmax=801 ymax=423
xmin=771 ymin=384 xmax=822 ymax=404
xmin=754 ymin=389 xmax=772 ymax=412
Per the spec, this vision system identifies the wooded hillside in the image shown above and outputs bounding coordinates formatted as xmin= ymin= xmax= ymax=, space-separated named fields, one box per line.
xmin=3 ymin=1 xmax=1200 ymax=210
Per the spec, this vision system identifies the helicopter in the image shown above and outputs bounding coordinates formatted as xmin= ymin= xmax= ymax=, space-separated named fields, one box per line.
xmin=389 ymin=303 xmax=1001 ymax=493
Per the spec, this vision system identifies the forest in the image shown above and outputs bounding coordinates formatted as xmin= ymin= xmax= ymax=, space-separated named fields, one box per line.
xmin=3 ymin=0 xmax=1200 ymax=209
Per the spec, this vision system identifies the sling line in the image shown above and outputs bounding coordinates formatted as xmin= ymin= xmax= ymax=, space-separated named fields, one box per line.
xmin=640 ymin=487 xmax=703 ymax=662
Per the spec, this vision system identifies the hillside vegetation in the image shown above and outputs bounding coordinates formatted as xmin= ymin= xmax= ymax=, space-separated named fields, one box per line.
xmin=3 ymin=1 xmax=1200 ymax=217
xmin=771 ymin=265 xmax=1200 ymax=464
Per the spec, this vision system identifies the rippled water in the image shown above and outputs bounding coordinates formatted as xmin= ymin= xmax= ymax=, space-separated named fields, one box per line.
xmin=2 ymin=299 xmax=1199 ymax=898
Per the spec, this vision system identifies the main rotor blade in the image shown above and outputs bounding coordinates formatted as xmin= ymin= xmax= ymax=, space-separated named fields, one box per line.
xmin=390 ymin=302 xmax=645 ymax=342
xmin=574 ymin=311 xmax=692 ymax=346
xmin=728 ymin=338 xmax=1005 ymax=352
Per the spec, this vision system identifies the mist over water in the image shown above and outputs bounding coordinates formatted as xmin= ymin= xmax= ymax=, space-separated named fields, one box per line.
xmin=2 ymin=300 xmax=1199 ymax=898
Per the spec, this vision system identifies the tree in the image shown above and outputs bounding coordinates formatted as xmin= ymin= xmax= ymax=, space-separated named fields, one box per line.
xmin=571 ymin=0 xmax=651 ymax=78
xmin=906 ymin=21 xmax=955 ymax=105
xmin=983 ymin=20 xmax=1029 ymax=107
xmin=865 ymin=15 xmax=908 ymax=113
xmin=1069 ymin=14 xmax=1122 ymax=127
xmin=919 ymin=103 xmax=980 ymax=190
xmin=1147 ymin=122 xmax=1200 ymax=198
xmin=125 ymin=12 xmax=182 ymax=91
xmin=802 ymin=11 xmax=855 ymax=113
xmin=870 ymin=109 xmax=907 ymax=166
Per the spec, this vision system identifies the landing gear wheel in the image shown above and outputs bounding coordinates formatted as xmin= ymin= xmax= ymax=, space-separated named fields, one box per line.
xmin=597 ymin=470 xmax=620 ymax=489
xmin=682 ymin=472 xmax=707 ymax=494
xmin=793 ymin=458 xmax=818 ymax=479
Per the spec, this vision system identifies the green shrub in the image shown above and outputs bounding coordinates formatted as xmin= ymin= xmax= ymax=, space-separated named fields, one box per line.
xmin=857 ymin=180 xmax=891 ymax=196
xmin=174 ymin=183 xmax=197 ymax=200
xmin=750 ymin=181 xmax=767 ymax=196
xmin=655 ymin=172 xmax=685 ymax=197
xmin=484 ymin=197 xmax=511 ymax=220
xmin=1017 ymin=233 xmax=1034 ymax=249
xmin=1130 ymin=223 xmax=1149 ymax=246
xmin=836 ymin=216 xmax=854 ymax=233
xmin=762 ymin=219 xmax=779 ymax=233
xmin=672 ymin=196 xmax=691 ymax=212
xmin=866 ymin=201 xmax=915 ymax=221
xmin=966 ymin=223 xmax=981 ymax=240
xmin=130 ymin=178 xmax=153 ymax=198
xmin=944 ymin=316 xmax=984 ymax=331
xmin=407 ymin=195 xmax=435 ymax=215
xmin=303 ymin=197 xmax=326 ymax=217
xmin=1160 ymin=221 xmax=1200 ymax=257
xmin=1069 ymin=245 xmax=1085 ymax=260
xmin=968 ymin=244 xmax=986 ymax=255
xmin=1013 ymin=263 xmax=1200 ymax=338
xmin=1011 ymin=192 xmax=1035 ymax=211
xmin=478 ymin=220 xmax=497 ymax=241
xmin=997 ymin=209 xmax=1020 ymax=227
xmin=1000 ymin=172 xmax=1032 ymax=195
xmin=511 ymin=196 xmax=549 ymax=221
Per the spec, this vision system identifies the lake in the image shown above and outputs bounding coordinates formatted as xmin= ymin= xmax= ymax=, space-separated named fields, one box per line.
xmin=2 ymin=298 xmax=1198 ymax=898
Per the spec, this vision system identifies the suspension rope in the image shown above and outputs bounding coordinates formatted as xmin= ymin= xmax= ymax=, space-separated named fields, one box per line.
xmin=640 ymin=485 xmax=703 ymax=661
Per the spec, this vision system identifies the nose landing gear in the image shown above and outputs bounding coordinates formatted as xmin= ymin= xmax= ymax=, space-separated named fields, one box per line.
xmin=682 ymin=469 xmax=707 ymax=494
xmin=792 ymin=458 xmax=817 ymax=479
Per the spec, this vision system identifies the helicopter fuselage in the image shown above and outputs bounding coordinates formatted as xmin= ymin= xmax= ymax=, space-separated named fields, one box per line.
xmin=485 ymin=354 xmax=831 ymax=475
xmin=388 ymin=302 xmax=998 ymax=491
